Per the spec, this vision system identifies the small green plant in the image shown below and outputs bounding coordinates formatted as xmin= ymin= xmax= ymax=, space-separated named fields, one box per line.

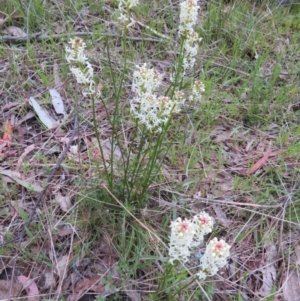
xmin=62 ymin=1 xmax=230 ymax=298
xmin=65 ymin=0 xmax=205 ymax=211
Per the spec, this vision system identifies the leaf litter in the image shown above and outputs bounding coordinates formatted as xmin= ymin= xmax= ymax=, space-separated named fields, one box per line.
xmin=0 ymin=2 xmax=299 ymax=301
xmin=17 ymin=275 xmax=40 ymax=301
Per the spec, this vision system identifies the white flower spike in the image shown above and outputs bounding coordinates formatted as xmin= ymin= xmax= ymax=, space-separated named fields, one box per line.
xmin=65 ymin=37 xmax=96 ymax=96
xmin=169 ymin=217 xmax=196 ymax=264
xmin=168 ymin=213 xmax=230 ymax=280
xmin=197 ymin=237 xmax=230 ymax=279
xmin=130 ymin=64 xmax=185 ymax=132
xmin=178 ymin=0 xmax=200 ymax=36
xmin=191 ymin=211 xmax=214 ymax=247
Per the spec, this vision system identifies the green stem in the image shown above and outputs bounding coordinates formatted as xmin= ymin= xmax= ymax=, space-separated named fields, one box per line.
xmin=126 ymin=126 xmax=151 ymax=200
xmin=138 ymin=112 xmax=174 ymax=201
xmin=165 ymin=38 xmax=185 ymax=97
xmin=156 ymin=263 xmax=173 ymax=297
xmin=91 ymin=95 xmax=111 ymax=186
xmin=168 ymin=276 xmax=197 ymax=300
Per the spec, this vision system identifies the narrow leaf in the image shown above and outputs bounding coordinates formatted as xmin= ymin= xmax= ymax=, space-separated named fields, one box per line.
xmin=0 ymin=169 xmax=43 ymax=192
xmin=29 ymin=97 xmax=57 ymax=129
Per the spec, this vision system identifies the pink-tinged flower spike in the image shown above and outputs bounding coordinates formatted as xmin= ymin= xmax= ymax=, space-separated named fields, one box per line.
xmin=169 ymin=218 xmax=196 ymax=264
xmin=191 ymin=212 xmax=214 ymax=247
xmin=65 ymin=37 xmax=96 ymax=96
xmin=171 ymin=0 xmax=202 ymax=78
xmin=182 ymin=31 xmax=202 ymax=73
xmin=196 ymin=238 xmax=230 ymax=279
xmin=189 ymin=80 xmax=205 ymax=102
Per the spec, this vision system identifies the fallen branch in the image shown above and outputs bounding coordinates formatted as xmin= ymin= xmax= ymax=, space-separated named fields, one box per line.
xmin=0 ymin=31 xmax=164 ymax=44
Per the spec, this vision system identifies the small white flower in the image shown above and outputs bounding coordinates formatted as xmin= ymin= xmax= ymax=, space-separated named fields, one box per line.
xmin=118 ymin=0 xmax=139 ymax=27
xmin=196 ymin=270 xmax=207 ymax=280
xmin=176 ymin=1 xmax=202 ymax=76
xmin=173 ymin=90 xmax=185 ymax=110
xmin=118 ymin=13 xmax=129 ymax=23
xmin=193 ymin=80 xmax=205 ymax=93
xmin=193 ymin=211 xmax=213 ymax=234
xmin=65 ymin=37 xmax=88 ymax=64
xmin=119 ymin=0 xmax=139 ymax=9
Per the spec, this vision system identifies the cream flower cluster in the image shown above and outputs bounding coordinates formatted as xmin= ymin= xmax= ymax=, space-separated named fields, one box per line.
xmin=178 ymin=0 xmax=202 ymax=75
xmin=182 ymin=31 xmax=202 ymax=73
xmin=196 ymin=238 xmax=230 ymax=279
xmin=65 ymin=37 xmax=96 ymax=96
xmin=189 ymin=80 xmax=205 ymax=102
xmin=169 ymin=212 xmax=213 ymax=264
xmin=169 ymin=212 xmax=230 ymax=280
xmin=169 ymin=218 xmax=196 ymax=264
xmin=178 ymin=0 xmax=200 ymax=35
xmin=191 ymin=211 xmax=214 ymax=247
xmin=131 ymin=63 xmax=185 ymax=132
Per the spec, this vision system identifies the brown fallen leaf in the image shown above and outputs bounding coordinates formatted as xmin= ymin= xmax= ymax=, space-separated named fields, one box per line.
xmin=29 ymin=96 xmax=58 ymax=129
xmin=4 ymin=25 xmax=27 ymax=37
xmin=74 ymin=275 xmax=106 ymax=293
xmin=49 ymin=88 xmax=67 ymax=117
xmin=56 ymin=255 xmax=69 ymax=280
xmin=55 ymin=192 xmax=72 ymax=212
xmin=0 ymin=168 xmax=43 ymax=192
xmin=0 ymin=150 xmax=18 ymax=161
xmin=67 ymin=275 xmax=105 ymax=301
xmin=55 ymin=255 xmax=70 ymax=296
xmin=0 ymin=120 xmax=13 ymax=153
xmin=258 ymin=241 xmax=277 ymax=297
xmin=0 ymin=10 xmax=19 ymax=28
xmin=245 ymin=151 xmax=272 ymax=175
xmin=17 ymin=275 xmax=40 ymax=301
xmin=213 ymin=205 xmax=232 ymax=227
xmin=282 ymin=244 xmax=300 ymax=301
xmin=17 ymin=111 xmax=36 ymax=126
xmin=0 ymin=279 xmax=22 ymax=299
xmin=2 ymin=102 xmax=20 ymax=112
xmin=85 ymin=138 xmax=109 ymax=161
xmin=38 ymin=269 xmax=56 ymax=290
xmin=282 ymin=270 xmax=300 ymax=301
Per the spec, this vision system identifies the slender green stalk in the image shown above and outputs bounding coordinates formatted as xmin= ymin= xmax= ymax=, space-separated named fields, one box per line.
xmin=121 ymin=119 xmax=141 ymax=198
xmin=156 ymin=263 xmax=174 ymax=298
xmin=138 ymin=115 xmax=173 ymax=201
xmin=106 ymin=20 xmax=129 ymax=196
xmin=167 ymin=277 xmax=197 ymax=300
xmin=91 ymin=95 xmax=111 ymax=187
xmin=165 ymin=38 xmax=185 ymax=97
